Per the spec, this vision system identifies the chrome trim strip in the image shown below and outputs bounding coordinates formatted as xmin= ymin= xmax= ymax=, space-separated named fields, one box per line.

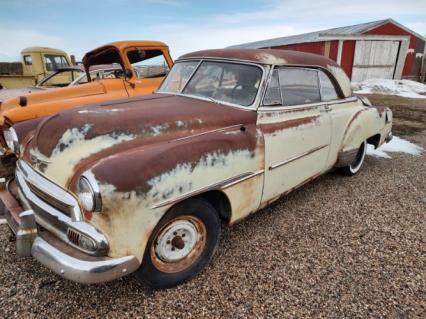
xmin=269 ymin=145 xmax=329 ymax=170
xmin=31 ymin=237 xmax=140 ymax=284
xmin=259 ymin=96 xmax=357 ymax=112
xmin=151 ymin=170 xmax=264 ymax=209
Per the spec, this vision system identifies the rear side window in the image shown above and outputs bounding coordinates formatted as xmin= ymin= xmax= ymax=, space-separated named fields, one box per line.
xmin=23 ymin=55 xmax=32 ymax=65
xmin=319 ymin=71 xmax=339 ymax=101
xmin=278 ymin=68 xmax=321 ymax=106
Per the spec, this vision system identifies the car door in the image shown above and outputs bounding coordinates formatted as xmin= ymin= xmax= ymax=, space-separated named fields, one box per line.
xmin=124 ymin=48 xmax=173 ymax=97
xmin=258 ymin=67 xmax=332 ymax=204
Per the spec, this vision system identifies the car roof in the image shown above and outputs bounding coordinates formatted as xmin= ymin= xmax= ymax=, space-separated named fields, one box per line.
xmin=179 ymin=49 xmax=340 ymax=68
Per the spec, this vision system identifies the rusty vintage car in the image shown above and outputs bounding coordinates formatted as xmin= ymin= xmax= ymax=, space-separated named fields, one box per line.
xmin=0 ymin=49 xmax=392 ymax=288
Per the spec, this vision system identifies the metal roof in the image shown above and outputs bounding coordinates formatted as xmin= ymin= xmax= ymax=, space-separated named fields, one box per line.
xmin=229 ymin=19 xmax=426 ymax=49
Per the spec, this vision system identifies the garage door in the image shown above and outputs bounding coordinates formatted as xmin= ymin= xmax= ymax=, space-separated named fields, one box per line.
xmin=352 ymin=40 xmax=400 ymax=82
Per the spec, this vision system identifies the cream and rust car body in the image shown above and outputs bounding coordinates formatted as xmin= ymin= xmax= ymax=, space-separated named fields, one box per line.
xmin=2 ymin=49 xmax=392 ymax=283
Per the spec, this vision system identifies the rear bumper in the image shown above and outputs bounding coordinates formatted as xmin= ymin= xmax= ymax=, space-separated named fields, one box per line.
xmin=0 ymin=177 xmax=140 ymax=284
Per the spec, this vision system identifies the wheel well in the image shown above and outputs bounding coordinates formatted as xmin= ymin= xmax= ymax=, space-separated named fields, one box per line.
xmin=195 ymin=190 xmax=231 ymax=222
xmin=367 ymin=134 xmax=381 ymax=149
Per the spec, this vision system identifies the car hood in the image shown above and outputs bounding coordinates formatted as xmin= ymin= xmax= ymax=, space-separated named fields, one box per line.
xmin=0 ymin=81 xmax=106 ymax=113
xmin=25 ymin=94 xmax=257 ymax=187
xmin=0 ymin=87 xmax=46 ymax=103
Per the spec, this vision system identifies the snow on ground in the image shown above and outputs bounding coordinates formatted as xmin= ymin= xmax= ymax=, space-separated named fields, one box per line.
xmin=0 ymin=219 xmax=6 ymax=225
xmin=352 ymin=79 xmax=426 ymax=99
xmin=367 ymin=136 xmax=424 ymax=159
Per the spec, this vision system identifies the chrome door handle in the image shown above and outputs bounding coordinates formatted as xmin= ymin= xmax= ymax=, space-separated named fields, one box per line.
xmin=321 ymin=104 xmax=332 ymax=112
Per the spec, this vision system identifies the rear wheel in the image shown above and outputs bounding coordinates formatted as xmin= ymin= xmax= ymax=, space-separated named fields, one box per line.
xmin=341 ymin=140 xmax=367 ymax=176
xmin=135 ymin=198 xmax=221 ymax=288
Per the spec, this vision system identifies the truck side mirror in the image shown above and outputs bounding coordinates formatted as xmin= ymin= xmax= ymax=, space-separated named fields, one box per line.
xmin=124 ymin=69 xmax=133 ymax=79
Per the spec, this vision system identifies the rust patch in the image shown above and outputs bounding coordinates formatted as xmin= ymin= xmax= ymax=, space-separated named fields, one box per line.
xmin=373 ymin=105 xmax=386 ymax=118
xmin=87 ymin=123 xmax=259 ymax=194
xmin=259 ymin=115 xmax=320 ymax=134
xmin=342 ymin=108 xmax=368 ymax=139
xmin=30 ymin=94 xmax=256 ymax=159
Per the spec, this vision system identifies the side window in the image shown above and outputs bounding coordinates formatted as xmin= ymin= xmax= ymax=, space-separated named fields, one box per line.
xmin=278 ymin=68 xmax=321 ymax=106
xmin=263 ymin=69 xmax=282 ymax=106
xmin=23 ymin=55 xmax=32 ymax=66
xmin=44 ymin=55 xmax=69 ymax=71
xmin=319 ymin=71 xmax=339 ymax=101
xmin=127 ymin=49 xmax=169 ymax=79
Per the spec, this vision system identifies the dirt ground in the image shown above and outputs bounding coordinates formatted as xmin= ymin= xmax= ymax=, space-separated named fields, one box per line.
xmin=0 ymin=94 xmax=425 ymax=318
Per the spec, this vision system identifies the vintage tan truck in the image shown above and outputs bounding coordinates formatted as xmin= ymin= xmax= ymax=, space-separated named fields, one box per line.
xmin=0 ymin=49 xmax=392 ymax=288
xmin=0 ymin=47 xmax=73 ymax=89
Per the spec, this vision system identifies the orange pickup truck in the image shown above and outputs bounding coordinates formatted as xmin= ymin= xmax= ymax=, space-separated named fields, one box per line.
xmin=0 ymin=40 xmax=173 ymax=173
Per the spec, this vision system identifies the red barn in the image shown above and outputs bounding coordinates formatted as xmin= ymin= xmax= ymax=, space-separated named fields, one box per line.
xmin=230 ymin=19 xmax=426 ymax=82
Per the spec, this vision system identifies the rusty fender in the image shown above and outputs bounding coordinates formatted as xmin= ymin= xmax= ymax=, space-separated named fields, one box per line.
xmin=72 ymin=124 xmax=265 ymax=262
xmin=339 ymin=106 xmax=392 ymax=153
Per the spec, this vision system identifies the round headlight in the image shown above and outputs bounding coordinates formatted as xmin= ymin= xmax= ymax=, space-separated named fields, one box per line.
xmin=3 ymin=127 xmax=19 ymax=153
xmin=77 ymin=175 xmax=102 ymax=212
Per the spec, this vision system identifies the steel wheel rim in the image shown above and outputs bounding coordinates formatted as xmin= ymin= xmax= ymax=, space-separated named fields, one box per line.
xmin=151 ymin=215 xmax=207 ymax=273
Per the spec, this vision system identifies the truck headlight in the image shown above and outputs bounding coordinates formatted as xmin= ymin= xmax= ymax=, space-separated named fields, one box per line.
xmin=3 ymin=127 xmax=19 ymax=153
xmin=77 ymin=173 xmax=102 ymax=213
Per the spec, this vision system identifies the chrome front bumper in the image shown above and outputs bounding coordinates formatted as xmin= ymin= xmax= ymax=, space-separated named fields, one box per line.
xmin=0 ymin=161 xmax=140 ymax=284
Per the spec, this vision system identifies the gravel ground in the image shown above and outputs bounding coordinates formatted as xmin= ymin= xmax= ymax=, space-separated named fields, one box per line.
xmin=0 ymin=98 xmax=425 ymax=318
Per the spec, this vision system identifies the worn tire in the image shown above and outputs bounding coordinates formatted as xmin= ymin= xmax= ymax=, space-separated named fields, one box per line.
xmin=135 ymin=198 xmax=221 ymax=289
xmin=341 ymin=140 xmax=367 ymax=176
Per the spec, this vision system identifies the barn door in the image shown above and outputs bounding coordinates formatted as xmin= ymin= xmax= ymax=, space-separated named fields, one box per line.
xmin=352 ymin=40 xmax=400 ymax=82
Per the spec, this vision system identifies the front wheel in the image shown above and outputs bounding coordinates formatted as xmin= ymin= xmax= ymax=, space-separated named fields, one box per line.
xmin=135 ymin=198 xmax=221 ymax=289
xmin=341 ymin=140 xmax=367 ymax=176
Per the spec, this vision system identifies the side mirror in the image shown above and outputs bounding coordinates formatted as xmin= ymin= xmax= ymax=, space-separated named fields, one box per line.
xmin=124 ymin=69 xmax=133 ymax=79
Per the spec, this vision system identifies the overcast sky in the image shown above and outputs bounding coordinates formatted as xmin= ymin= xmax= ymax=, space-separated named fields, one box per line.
xmin=0 ymin=0 xmax=425 ymax=61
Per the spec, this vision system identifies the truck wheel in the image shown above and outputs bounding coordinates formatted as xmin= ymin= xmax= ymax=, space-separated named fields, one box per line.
xmin=135 ymin=198 xmax=221 ymax=288
xmin=341 ymin=140 xmax=367 ymax=176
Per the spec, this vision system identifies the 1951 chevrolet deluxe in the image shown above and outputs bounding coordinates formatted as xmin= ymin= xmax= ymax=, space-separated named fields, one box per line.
xmin=0 ymin=49 xmax=392 ymax=288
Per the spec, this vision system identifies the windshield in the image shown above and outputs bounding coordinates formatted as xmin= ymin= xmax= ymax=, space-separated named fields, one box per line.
xmin=37 ymin=69 xmax=84 ymax=87
xmin=158 ymin=60 xmax=263 ymax=107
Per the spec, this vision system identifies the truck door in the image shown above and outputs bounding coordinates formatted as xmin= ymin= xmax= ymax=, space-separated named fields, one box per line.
xmin=124 ymin=48 xmax=173 ymax=97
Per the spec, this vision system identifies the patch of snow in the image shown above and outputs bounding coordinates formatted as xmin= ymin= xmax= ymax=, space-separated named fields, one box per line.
xmin=352 ymin=79 xmax=426 ymax=99
xmin=367 ymin=136 xmax=424 ymax=158
xmin=0 ymin=219 xmax=6 ymax=225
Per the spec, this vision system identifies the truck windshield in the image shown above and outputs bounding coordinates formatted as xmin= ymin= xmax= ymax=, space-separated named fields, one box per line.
xmin=159 ymin=60 xmax=263 ymax=107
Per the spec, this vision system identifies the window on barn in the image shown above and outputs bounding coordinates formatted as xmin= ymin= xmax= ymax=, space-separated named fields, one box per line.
xmin=278 ymin=68 xmax=321 ymax=106
xmin=319 ymin=70 xmax=339 ymax=101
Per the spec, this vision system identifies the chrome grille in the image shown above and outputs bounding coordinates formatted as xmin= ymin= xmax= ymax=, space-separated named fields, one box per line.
xmin=27 ymin=182 xmax=73 ymax=216
xmin=67 ymin=229 xmax=81 ymax=246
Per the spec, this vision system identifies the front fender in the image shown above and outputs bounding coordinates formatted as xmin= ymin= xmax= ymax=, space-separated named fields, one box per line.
xmin=81 ymin=124 xmax=264 ymax=261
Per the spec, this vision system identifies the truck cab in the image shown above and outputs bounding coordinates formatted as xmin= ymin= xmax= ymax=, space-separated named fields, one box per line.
xmin=0 ymin=47 xmax=72 ymax=89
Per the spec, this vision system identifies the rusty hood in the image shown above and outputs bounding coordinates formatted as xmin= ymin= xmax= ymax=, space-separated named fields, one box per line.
xmin=25 ymin=94 xmax=257 ymax=187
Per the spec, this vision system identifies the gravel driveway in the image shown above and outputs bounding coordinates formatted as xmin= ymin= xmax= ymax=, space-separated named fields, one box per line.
xmin=0 ymin=97 xmax=425 ymax=318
